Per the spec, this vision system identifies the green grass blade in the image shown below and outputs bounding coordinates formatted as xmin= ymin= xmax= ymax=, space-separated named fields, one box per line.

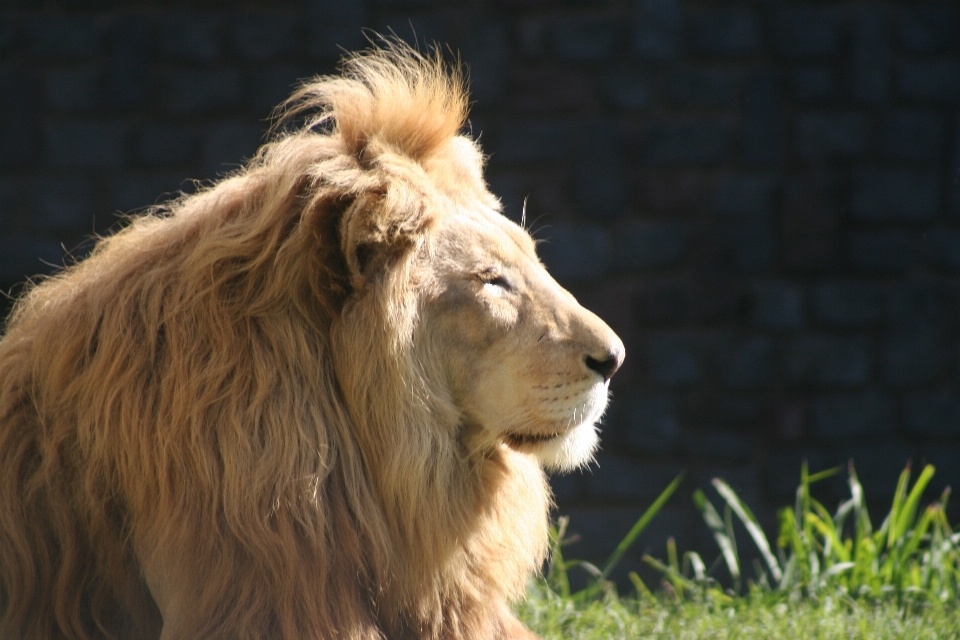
xmin=886 ymin=463 xmax=912 ymax=550
xmin=893 ymin=464 xmax=936 ymax=544
xmin=667 ymin=536 xmax=680 ymax=573
xmin=806 ymin=464 xmax=844 ymax=484
xmin=806 ymin=511 xmax=850 ymax=564
xmin=628 ymin=571 xmax=656 ymax=604
xmin=686 ymin=551 xmax=707 ymax=581
xmin=566 ymin=559 xmax=602 ymax=581
xmin=798 ymin=460 xmax=810 ymax=540
xmin=819 ymin=561 xmax=855 ymax=585
xmin=596 ymin=472 xmax=684 ymax=584
xmin=643 ymin=553 xmax=695 ymax=595
xmin=899 ymin=505 xmax=936 ymax=573
xmin=848 ymin=461 xmax=873 ymax=538
xmin=713 ymin=478 xmax=783 ymax=582
xmin=723 ymin=503 xmax=742 ymax=592
xmin=546 ymin=517 xmax=571 ymax=598
xmin=694 ymin=489 xmax=740 ymax=580
xmin=777 ymin=506 xmax=796 ymax=550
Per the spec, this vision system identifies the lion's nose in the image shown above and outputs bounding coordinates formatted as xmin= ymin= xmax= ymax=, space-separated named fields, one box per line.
xmin=584 ymin=344 xmax=624 ymax=382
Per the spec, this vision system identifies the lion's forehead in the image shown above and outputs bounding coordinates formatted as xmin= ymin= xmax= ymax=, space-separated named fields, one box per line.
xmin=435 ymin=207 xmax=539 ymax=266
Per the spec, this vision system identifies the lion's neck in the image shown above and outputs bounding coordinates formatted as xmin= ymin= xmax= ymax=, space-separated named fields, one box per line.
xmin=369 ymin=442 xmax=551 ymax=636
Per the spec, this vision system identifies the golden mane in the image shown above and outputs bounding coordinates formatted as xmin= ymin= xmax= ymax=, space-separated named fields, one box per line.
xmin=278 ymin=44 xmax=469 ymax=161
xmin=0 ymin=44 xmax=550 ymax=639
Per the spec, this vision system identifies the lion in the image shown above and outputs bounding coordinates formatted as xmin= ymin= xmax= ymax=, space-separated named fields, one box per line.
xmin=0 ymin=44 xmax=623 ymax=640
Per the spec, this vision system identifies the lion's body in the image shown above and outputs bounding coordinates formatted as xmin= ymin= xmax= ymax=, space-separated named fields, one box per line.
xmin=0 ymin=46 xmax=622 ymax=639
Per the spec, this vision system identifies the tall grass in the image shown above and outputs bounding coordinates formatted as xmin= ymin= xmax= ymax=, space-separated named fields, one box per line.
xmin=542 ymin=472 xmax=684 ymax=602
xmin=541 ymin=461 xmax=960 ymax=609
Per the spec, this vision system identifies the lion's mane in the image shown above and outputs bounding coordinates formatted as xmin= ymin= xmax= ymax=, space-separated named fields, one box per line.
xmin=0 ymin=46 xmax=549 ymax=639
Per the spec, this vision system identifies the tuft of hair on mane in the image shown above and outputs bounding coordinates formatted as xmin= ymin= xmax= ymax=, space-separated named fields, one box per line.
xmin=275 ymin=41 xmax=469 ymax=163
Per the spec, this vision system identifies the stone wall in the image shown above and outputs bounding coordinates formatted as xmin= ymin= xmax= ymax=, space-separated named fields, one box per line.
xmin=2 ymin=0 xmax=959 ymax=582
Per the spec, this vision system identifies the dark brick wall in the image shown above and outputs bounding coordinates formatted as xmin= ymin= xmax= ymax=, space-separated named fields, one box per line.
xmin=2 ymin=0 xmax=960 ymax=576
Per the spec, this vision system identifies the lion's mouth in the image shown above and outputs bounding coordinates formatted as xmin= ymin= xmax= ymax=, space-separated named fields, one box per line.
xmin=504 ymin=431 xmax=563 ymax=449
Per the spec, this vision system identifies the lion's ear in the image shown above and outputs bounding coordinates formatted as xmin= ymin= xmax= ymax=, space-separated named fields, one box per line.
xmin=301 ymin=191 xmax=360 ymax=309
xmin=339 ymin=185 xmax=434 ymax=288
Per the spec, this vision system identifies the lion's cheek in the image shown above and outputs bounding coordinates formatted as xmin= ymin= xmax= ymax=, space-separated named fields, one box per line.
xmin=459 ymin=359 xmax=530 ymax=433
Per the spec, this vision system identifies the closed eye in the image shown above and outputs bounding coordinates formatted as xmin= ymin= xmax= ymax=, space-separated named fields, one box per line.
xmin=477 ymin=269 xmax=513 ymax=292
xmin=484 ymin=275 xmax=511 ymax=290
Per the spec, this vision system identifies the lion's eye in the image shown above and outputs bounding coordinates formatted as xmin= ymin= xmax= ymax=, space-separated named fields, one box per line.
xmin=479 ymin=271 xmax=512 ymax=292
xmin=485 ymin=275 xmax=511 ymax=289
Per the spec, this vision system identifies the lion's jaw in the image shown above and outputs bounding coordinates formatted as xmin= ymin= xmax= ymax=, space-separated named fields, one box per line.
xmin=421 ymin=201 xmax=624 ymax=472
xmin=499 ymin=379 xmax=608 ymax=469
xmin=462 ymin=342 xmax=611 ymax=471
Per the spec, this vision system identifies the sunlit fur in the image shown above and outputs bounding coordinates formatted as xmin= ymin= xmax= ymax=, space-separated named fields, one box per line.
xmin=0 ymin=44 xmax=620 ymax=640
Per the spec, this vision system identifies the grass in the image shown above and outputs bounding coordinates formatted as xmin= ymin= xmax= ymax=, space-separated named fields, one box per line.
xmin=518 ymin=461 xmax=960 ymax=639
xmin=518 ymin=586 xmax=960 ymax=639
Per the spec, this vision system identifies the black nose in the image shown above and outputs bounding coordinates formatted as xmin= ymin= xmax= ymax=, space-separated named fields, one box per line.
xmin=585 ymin=349 xmax=623 ymax=382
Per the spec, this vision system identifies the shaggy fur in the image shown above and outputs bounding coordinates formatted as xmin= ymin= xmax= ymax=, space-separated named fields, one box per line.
xmin=0 ymin=45 xmax=622 ymax=639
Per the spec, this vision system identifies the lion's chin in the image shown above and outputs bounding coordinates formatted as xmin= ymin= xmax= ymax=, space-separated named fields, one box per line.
xmin=503 ymin=422 xmax=599 ymax=471
xmin=537 ymin=384 xmax=608 ymax=470
xmin=497 ymin=383 xmax=608 ymax=470
xmin=504 ymin=431 xmax=564 ymax=449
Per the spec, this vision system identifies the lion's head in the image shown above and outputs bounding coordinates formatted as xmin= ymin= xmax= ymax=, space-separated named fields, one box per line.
xmin=297 ymin=49 xmax=623 ymax=477
xmin=414 ymin=169 xmax=623 ymax=471
xmin=0 ymin=44 xmax=622 ymax=640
